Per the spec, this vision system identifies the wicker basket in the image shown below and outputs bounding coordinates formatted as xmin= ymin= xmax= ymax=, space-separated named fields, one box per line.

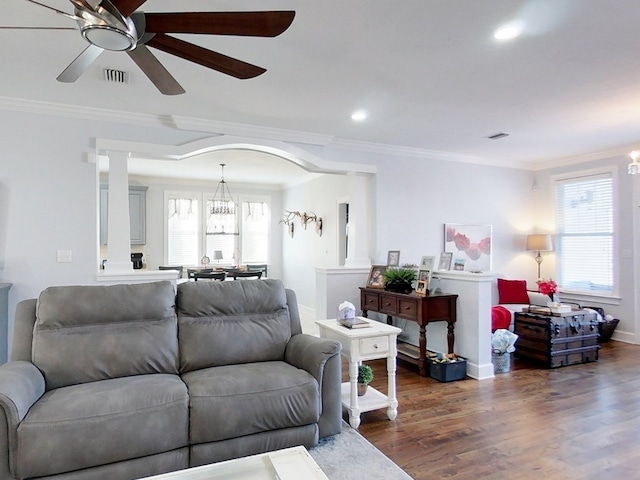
xmin=598 ymin=319 xmax=619 ymax=342
xmin=492 ymin=352 xmax=511 ymax=374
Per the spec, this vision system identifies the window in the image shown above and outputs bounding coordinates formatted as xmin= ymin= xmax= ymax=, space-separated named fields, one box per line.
xmin=241 ymin=200 xmax=270 ymax=263
xmin=166 ymin=192 xmax=270 ymax=266
xmin=554 ymin=171 xmax=615 ymax=294
xmin=167 ymin=195 xmax=200 ymax=266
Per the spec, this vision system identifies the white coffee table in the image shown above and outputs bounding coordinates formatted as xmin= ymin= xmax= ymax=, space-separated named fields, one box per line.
xmin=316 ymin=317 xmax=402 ymax=429
xmin=138 ymin=446 xmax=328 ymax=480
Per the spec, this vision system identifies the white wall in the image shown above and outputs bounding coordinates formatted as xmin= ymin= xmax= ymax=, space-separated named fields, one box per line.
xmin=1 ymin=106 xmax=637 ymax=360
xmin=281 ymin=173 xmax=351 ymax=308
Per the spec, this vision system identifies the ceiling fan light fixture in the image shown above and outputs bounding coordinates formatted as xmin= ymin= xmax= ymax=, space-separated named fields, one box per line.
xmin=82 ymin=25 xmax=136 ymax=50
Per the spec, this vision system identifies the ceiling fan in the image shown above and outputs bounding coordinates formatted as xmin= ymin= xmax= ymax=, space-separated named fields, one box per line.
xmin=7 ymin=0 xmax=295 ymax=95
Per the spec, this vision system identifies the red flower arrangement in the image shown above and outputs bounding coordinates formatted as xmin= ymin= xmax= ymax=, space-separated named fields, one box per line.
xmin=536 ymin=279 xmax=557 ymax=299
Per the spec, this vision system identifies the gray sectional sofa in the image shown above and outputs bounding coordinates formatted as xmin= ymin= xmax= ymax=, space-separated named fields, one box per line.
xmin=0 ymin=279 xmax=342 ymax=480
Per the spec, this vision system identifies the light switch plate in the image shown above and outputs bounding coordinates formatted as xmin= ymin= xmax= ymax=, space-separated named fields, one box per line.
xmin=57 ymin=250 xmax=72 ymax=263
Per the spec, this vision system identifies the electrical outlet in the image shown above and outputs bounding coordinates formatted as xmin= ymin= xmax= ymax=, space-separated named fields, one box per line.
xmin=57 ymin=250 xmax=72 ymax=263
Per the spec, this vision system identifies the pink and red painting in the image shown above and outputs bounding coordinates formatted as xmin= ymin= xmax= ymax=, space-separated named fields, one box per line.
xmin=444 ymin=224 xmax=492 ymax=273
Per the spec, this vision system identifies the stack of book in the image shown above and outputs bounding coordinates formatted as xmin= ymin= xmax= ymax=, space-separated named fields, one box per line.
xmin=338 ymin=317 xmax=370 ymax=329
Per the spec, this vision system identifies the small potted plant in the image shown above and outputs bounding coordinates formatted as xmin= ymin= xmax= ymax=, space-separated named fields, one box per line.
xmin=357 ymin=364 xmax=374 ymax=396
xmin=383 ymin=267 xmax=417 ymax=294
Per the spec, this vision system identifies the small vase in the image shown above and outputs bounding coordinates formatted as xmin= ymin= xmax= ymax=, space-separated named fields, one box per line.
xmin=357 ymin=383 xmax=368 ymax=396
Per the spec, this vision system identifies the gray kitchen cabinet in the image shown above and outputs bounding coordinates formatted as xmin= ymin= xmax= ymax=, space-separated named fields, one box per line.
xmin=100 ymin=185 xmax=148 ymax=245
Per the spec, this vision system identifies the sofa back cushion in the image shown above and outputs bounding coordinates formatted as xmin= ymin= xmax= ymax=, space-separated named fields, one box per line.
xmin=177 ymin=279 xmax=292 ymax=373
xmin=32 ymin=281 xmax=179 ymax=390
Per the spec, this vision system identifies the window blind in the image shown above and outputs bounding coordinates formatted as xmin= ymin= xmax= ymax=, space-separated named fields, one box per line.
xmin=241 ymin=201 xmax=269 ymax=263
xmin=555 ymin=173 xmax=614 ymax=294
xmin=166 ymin=193 xmax=271 ymax=266
xmin=167 ymin=197 xmax=199 ymax=266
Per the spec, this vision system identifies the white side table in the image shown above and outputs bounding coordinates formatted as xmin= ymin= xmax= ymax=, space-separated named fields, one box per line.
xmin=316 ymin=317 xmax=401 ymax=429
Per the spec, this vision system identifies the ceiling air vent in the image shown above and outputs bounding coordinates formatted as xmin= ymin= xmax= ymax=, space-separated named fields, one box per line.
xmin=486 ymin=132 xmax=510 ymax=140
xmin=104 ymin=68 xmax=129 ymax=84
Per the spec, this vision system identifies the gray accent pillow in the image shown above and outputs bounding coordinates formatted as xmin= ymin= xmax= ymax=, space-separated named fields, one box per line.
xmin=32 ymin=281 xmax=179 ymax=390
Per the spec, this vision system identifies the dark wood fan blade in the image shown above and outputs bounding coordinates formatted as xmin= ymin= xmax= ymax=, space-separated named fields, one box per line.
xmin=147 ymin=33 xmax=266 ymax=79
xmin=127 ymin=45 xmax=185 ymax=95
xmin=144 ymin=11 xmax=295 ymax=37
xmin=109 ymin=0 xmax=147 ymax=17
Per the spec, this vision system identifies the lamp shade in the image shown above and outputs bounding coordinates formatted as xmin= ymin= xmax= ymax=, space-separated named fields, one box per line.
xmin=213 ymin=250 xmax=224 ymax=260
xmin=526 ymin=234 xmax=552 ymax=252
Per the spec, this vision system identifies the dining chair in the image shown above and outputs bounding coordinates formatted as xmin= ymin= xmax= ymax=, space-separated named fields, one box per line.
xmin=232 ymin=271 xmax=263 ymax=280
xmin=158 ymin=265 xmax=184 ymax=278
xmin=187 ymin=268 xmax=213 ymax=280
xmin=246 ymin=264 xmax=268 ymax=278
xmin=193 ymin=271 xmax=226 ymax=281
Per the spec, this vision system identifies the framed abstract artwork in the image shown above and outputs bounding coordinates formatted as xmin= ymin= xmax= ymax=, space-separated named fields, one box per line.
xmin=444 ymin=224 xmax=492 ymax=272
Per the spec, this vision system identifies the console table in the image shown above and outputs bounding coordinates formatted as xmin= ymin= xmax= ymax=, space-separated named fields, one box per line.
xmin=360 ymin=287 xmax=458 ymax=376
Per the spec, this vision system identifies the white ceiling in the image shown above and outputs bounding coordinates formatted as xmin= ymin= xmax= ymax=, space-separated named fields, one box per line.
xmin=3 ymin=0 xmax=640 ymax=183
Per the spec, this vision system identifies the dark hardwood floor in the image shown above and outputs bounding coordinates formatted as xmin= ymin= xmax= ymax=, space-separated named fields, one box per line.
xmin=347 ymin=341 xmax=640 ymax=480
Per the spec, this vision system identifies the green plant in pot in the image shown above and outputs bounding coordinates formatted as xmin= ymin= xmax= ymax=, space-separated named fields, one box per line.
xmin=383 ymin=267 xmax=417 ymax=294
xmin=357 ymin=364 xmax=374 ymax=396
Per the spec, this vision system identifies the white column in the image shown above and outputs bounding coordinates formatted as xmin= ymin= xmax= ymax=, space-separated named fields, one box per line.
xmin=434 ymin=271 xmax=496 ymax=380
xmin=345 ymin=173 xmax=373 ymax=268
xmin=315 ymin=267 xmax=370 ymax=320
xmin=104 ymin=151 xmax=132 ymax=273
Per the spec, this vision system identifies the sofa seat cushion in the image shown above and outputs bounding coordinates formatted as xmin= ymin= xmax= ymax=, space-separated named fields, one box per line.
xmin=15 ymin=374 xmax=188 ymax=479
xmin=183 ymin=361 xmax=319 ymax=444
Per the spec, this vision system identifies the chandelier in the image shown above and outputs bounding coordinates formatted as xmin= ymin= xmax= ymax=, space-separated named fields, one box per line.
xmin=209 ymin=163 xmax=239 ymax=235
xmin=629 ymin=151 xmax=640 ymax=175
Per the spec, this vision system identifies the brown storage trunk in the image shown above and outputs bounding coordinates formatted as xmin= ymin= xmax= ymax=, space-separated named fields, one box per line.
xmin=514 ymin=310 xmax=600 ymax=368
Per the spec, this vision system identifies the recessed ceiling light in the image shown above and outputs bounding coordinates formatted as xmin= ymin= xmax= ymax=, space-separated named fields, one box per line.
xmin=351 ymin=111 xmax=367 ymax=121
xmin=494 ymin=24 xmax=522 ymax=41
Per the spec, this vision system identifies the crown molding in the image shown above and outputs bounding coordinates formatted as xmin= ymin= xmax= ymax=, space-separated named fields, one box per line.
xmin=327 ymin=138 xmax=533 ymax=169
xmin=1 ymin=96 xmax=603 ymax=172
xmin=0 ymin=96 xmax=163 ymax=127
xmin=531 ymin=145 xmax=630 ymax=171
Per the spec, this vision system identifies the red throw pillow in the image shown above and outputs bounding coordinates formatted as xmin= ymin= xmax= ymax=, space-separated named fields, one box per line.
xmin=497 ymin=278 xmax=530 ymax=304
xmin=491 ymin=305 xmax=512 ymax=332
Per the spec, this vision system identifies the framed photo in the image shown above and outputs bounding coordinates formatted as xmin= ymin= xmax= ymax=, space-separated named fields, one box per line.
xmin=387 ymin=250 xmax=400 ymax=267
xmin=438 ymin=252 xmax=453 ymax=271
xmin=366 ymin=265 xmax=387 ymax=288
xmin=444 ymin=223 xmax=492 ymax=272
xmin=453 ymin=257 xmax=466 ymax=271
xmin=415 ymin=280 xmax=428 ymax=296
xmin=417 ymin=269 xmax=432 ymax=284
xmin=420 ymin=255 xmax=435 ymax=271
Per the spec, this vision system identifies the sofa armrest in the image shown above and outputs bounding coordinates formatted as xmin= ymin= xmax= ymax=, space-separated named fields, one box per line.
xmin=285 ymin=334 xmax=342 ymax=438
xmin=0 ymin=361 xmax=46 ymax=478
